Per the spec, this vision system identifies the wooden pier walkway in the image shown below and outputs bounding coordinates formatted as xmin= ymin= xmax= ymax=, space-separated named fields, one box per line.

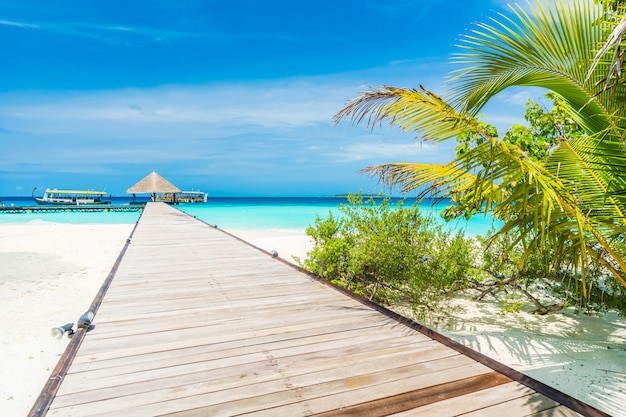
xmin=31 ymin=203 xmax=607 ymax=416
xmin=0 ymin=204 xmax=144 ymax=214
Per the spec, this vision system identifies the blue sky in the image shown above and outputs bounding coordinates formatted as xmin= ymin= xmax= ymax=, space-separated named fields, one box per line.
xmin=0 ymin=0 xmax=535 ymax=197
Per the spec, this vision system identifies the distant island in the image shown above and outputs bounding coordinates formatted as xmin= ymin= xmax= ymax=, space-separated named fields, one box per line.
xmin=335 ymin=193 xmax=389 ymax=198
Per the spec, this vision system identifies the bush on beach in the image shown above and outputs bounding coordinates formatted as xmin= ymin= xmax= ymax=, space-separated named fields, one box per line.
xmin=298 ymin=194 xmax=478 ymax=321
xmin=299 ymin=194 xmax=626 ymax=323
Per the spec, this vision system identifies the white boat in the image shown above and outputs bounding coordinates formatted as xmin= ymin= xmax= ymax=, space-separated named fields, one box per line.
xmin=155 ymin=191 xmax=208 ymax=204
xmin=32 ymin=188 xmax=111 ymax=205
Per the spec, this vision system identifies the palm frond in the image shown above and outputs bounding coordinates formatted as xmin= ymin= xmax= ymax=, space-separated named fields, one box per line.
xmin=362 ymin=163 xmax=481 ymax=198
xmin=449 ymin=0 xmax=621 ymax=133
xmin=362 ymin=135 xmax=626 ymax=291
xmin=333 ymin=85 xmax=492 ymax=143
xmin=586 ymin=6 xmax=626 ymax=95
xmin=547 ymin=134 xmax=626 ymax=229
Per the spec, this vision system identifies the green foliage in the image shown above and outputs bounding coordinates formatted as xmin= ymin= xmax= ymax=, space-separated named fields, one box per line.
xmin=549 ymin=261 xmax=626 ymax=315
xmin=301 ymin=195 xmax=626 ymax=318
xmin=332 ymin=1 xmax=626 ymax=319
xmin=334 ymin=1 xmax=626 ymax=298
xmin=455 ymin=119 xmax=496 ymax=157
xmin=300 ymin=194 xmax=478 ymax=321
xmin=471 ymin=226 xmax=626 ymax=316
xmin=502 ymin=94 xmax=584 ymax=161
xmin=501 ymin=294 xmax=526 ymax=313
xmin=445 ymin=93 xmax=588 ymax=224
xmin=459 ymin=94 xmax=583 ymax=197
xmin=596 ymin=0 xmax=626 ymax=11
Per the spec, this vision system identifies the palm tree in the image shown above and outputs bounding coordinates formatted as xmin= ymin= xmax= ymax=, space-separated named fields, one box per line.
xmin=334 ymin=0 xmax=626 ymax=292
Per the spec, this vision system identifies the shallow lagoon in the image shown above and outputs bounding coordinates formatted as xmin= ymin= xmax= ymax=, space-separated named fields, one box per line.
xmin=0 ymin=196 xmax=501 ymax=236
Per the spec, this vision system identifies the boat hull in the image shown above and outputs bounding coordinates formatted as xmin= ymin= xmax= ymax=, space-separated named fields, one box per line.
xmin=34 ymin=198 xmax=112 ymax=206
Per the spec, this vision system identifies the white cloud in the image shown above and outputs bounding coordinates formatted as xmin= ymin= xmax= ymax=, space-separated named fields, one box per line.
xmin=0 ymin=78 xmax=352 ymax=134
xmin=334 ymin=139 xmax=446 ymax=163
xmin=1 ymin=59 xmax=448 ymax=141
xmin=0 ymin=60 xmax=518 ymax=183
xmin=0 ymin=19 xmax=39 ymax=28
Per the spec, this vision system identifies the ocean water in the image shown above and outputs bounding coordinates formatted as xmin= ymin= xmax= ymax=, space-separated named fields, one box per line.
xmin=0 ymin=196 xmax=501 ymax=236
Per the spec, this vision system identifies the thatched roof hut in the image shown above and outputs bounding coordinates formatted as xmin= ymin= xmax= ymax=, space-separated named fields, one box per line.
xmin=127 ymin=171 xmax=181 ymax=200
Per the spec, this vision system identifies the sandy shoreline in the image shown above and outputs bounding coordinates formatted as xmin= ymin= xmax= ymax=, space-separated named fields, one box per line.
xmin=227 ymin=228 xmax=313 ymax=263
xmin=1 ymin=222 xmax=624 ymax=416
xmin=0 ymin=222 xmax=134 ymax=417
xmin=437 ymin=299 xmax=626 ymax=416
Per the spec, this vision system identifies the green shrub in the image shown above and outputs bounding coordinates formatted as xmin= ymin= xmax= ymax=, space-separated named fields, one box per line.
xmin=300 ymin=194 xmax=626 ymax=319
xmin=299 ymin=194 xmax=478 ymax=321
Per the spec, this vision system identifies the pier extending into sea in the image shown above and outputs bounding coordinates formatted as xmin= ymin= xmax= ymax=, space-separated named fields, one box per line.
xmin=0 ymin=205 xmax=144 ymax=214
xmin=29 ymin=202 xmax=606 ymax=416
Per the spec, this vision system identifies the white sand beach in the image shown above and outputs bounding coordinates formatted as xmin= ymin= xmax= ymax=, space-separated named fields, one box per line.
xmin=0 ymin=222 xmax=134 ymax=417
xmin=230 ymin=228 xmax=312 ymax=263
xmin=438 ymin=298 xmax=626 ymax=416
xmin=1 ymin=222 xmax=625 ymax=416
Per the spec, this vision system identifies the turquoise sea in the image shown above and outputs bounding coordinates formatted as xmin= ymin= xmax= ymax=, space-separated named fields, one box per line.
xmin=0 ymin=196 xmax=501 ymax=237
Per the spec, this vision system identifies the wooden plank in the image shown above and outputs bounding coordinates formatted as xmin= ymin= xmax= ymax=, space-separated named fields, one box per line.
xmin=388 ymin=381 xmax=535 ymax=416
xmin=51 ymin=360 xmax=491 ymax=416
xmin=53 ymin=344 xmax=463 ymax=412
xmin=62 ymin=332 xmax=436 ymax=387
xmin=300 ymin=371 xmax=512 ymax=417
xmin=59 ymin=338 xmax=455 ymax=397
xmin=54 ymin=341 xmax=448 ymax=407
xmin=72 ymin=309 xmax=395 ymax=356
xmin=458 ymin=393 xmax=560 ymax=416
xmin=71 ymin=314 xmax=397 ymax=363
xmin=82 ymin=298 xmax=382 ymax=340
xmin=68 ymin=316 xmax=401 ymax=370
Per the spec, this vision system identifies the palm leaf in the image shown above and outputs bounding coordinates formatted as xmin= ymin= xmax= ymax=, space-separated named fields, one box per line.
xmin=547 ymin=134 xmax=626 ymax=229
xmin=586 ymin=5 xmax=626 ymax=96
xmin=334 ymin=85 xmax=492 ymax=143
xmin=449 ymin=0 xmax=622 ymax=133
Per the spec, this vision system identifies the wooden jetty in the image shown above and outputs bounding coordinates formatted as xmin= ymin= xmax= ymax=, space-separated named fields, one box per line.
xmin=0 ymin=205 xmax=144 ymax=214
xmin=30 ymin=203 xmax=607 ymax=416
